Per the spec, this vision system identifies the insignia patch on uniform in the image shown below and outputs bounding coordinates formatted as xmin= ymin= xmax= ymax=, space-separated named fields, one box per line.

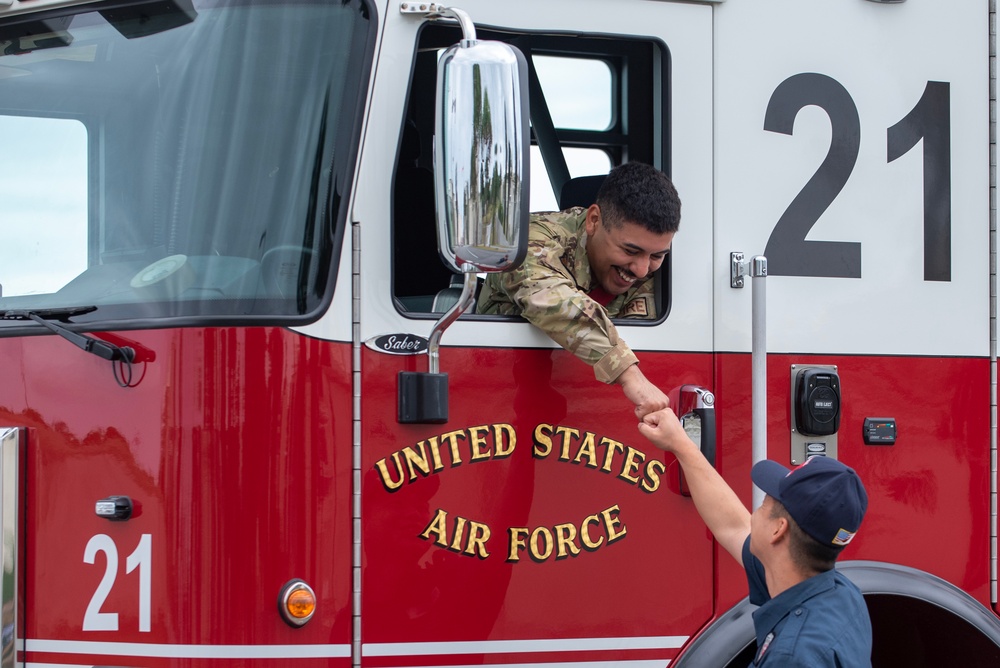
xmin=621 ymin=297 xmax=649 ymax=317
xmin=832 ymin=528 xmax=857 ymax=546
xmin=755 ymin=632 xmax=774 ymax=665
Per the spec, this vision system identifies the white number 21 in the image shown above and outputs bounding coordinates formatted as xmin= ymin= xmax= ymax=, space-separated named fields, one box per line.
xmin=83 ymin=534 xmax=152 ymax=632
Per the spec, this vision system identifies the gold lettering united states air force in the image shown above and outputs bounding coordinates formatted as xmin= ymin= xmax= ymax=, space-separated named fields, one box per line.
xmin=373 ymin=422 xmax=667 ymax=563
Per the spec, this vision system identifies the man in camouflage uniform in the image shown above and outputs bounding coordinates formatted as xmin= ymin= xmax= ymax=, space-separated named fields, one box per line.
xmin=477 ymin=162 xmax=680 ymax=417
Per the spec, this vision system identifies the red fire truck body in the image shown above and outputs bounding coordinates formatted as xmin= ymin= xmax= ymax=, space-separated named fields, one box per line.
xmin=0 ymin=0 xmax=997 ymax=666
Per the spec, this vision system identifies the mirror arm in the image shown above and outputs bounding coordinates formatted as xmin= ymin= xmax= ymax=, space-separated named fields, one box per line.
xmin=427 ymin=5 xmax=477 ymax=41
xmin=401 ymin=3 xmax=477 ymax=41
xmin=427 ymin=271 xmax=476 ymax=374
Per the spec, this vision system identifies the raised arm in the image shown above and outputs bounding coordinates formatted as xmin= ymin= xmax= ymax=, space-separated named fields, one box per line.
xmin=638 ymin=408 xmax=750 ymax=564
xmin=495 ymin=251 xmax=669 ymax=414
xmin=477 ymin=212 xmax=669 ymax=415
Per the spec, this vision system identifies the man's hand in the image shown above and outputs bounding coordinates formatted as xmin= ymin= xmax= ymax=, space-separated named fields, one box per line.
xmin=637 ymin=407 xmax=696 ymax=456
xmin=616 ymin=364 xmax=669 ymax=419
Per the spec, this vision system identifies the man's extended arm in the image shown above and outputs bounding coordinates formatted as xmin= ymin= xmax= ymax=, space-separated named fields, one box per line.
xmin=495 ymin=257 xmax=669 ymax=416
xmin=638 ymin=408 xmax=750 ymax=563
xmin=478 ymin=218 xmax=668 ymax=414
xmin=482 ymin=233 xmax=632 ymax=374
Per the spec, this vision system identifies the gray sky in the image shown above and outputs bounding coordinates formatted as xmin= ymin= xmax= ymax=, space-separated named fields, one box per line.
xmin=0 ymin=115 xmax=87 ymax=296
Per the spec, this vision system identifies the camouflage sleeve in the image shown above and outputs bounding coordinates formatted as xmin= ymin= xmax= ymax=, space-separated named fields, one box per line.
xmin=486 ymin=222 xmax=638 ymax=384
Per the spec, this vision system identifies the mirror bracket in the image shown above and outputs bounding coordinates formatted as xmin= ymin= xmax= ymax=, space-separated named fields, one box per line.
xmin=400 ymin=3 xmax=477 ymax=41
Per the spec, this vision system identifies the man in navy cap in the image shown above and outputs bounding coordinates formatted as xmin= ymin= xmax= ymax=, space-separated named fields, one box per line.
xmin=638 ymin=407 xmax=871 ymax=667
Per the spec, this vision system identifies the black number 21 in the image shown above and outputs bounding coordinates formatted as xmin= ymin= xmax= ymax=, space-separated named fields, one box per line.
xmin=763 ymin=73 xmax=951 ymax=281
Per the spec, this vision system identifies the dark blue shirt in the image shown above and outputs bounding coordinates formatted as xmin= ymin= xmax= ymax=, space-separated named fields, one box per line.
xmin=743 ymin=537 xmax=872 ymax=667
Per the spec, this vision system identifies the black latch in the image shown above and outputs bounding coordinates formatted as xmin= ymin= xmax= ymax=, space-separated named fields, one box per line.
xmin=398 ymin=371 xmax=449 ymax=424
xmin=95 ymin=495 xmax=133 ymax=521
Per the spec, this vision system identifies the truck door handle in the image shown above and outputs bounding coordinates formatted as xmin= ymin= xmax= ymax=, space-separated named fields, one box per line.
xmin=669 ymin=385 xmax=717 ymax=496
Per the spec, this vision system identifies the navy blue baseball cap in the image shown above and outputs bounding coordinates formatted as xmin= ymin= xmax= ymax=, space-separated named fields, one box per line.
xmin=751 ymin=456 xmax=868 ymax=547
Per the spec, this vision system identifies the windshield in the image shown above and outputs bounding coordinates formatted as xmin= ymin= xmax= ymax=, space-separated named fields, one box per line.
xmin=0 ymin=0 xmax=373 ymax=328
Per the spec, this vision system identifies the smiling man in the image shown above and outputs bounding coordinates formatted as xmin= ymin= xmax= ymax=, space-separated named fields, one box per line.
xmin=476 ymin=162 xmax=680 ymax=417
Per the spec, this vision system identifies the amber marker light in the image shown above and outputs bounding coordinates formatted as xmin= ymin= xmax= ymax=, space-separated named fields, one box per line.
xmin=278 ymin=579 xmax=317 ymax=627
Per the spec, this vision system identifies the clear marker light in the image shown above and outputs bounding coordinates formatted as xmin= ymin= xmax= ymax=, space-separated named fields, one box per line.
xmin=278 ymin=579 xmax=316 ymax=627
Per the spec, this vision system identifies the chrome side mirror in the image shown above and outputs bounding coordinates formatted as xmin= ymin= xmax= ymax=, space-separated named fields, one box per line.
xmin=397 ymin=5 xmax=530 ymax=424
xmin=434 ymin=24 xmax=529 ymax=273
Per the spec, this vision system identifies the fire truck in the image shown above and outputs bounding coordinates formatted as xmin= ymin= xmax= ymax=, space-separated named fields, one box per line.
xmin=0 ymin=0 xmax=998 ymax=665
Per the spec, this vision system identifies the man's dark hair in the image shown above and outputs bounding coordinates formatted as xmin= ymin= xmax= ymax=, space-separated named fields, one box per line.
xmin=770 ymin=500 xmax=842 ymax=574
xmin=595 ymin=162 xmax=681 ymax=234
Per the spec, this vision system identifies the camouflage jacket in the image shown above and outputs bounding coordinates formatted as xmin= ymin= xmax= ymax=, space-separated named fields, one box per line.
xmin=476 ymin=207 xmax=655 ymax=383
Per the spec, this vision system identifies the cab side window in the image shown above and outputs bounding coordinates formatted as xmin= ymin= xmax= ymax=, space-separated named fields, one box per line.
xmin=392 ymin=27 xmax=670 ymax=319
xmin=529 ymin=55 xmax=614 ymax=212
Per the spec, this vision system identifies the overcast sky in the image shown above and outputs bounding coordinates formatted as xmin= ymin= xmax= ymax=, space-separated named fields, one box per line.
xmin=0 ymin=115 xmax=87 ymax=297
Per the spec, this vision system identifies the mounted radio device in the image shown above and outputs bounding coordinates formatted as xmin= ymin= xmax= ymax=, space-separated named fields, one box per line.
xmin=790 ymin=364 xmax=841 ymax=464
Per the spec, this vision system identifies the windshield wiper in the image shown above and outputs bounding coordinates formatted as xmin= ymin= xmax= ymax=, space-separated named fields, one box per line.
xmin=1 ymin=305 xmax=96 ymax=320
xmin=2 ymin=307 xmax=135 ymax=363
